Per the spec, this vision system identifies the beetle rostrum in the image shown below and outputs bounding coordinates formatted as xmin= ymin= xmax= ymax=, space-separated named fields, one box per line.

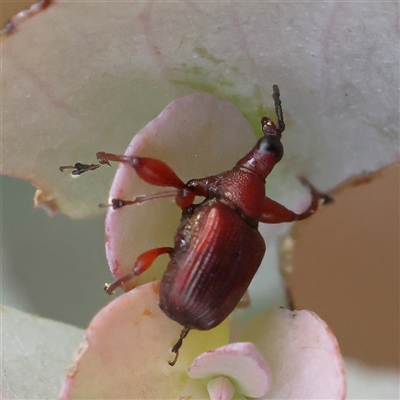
xmin=60 ymin=85 xmax=329 ymax=366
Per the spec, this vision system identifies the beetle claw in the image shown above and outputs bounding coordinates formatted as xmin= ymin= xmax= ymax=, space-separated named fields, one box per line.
xmin=298 ymin=177 xmax=334 ymax=206
xmin=321 ymin=194 xmax=334 ymax=205
xmin=168 ymin=351 xmax=179 ymax=367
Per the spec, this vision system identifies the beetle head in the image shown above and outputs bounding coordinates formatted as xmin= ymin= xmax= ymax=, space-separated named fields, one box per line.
xmin=256 ymin=129 xmax=284 ymax=163
xmin=254 ymin=84 xmax=286 ymax=169
xmin=236 ymin=86 xmax=285 ymax=179
xmin=236 ymin=124 xmax=284 ymax=179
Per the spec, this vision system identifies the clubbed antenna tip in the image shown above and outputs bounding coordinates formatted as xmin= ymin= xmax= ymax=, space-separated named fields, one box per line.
xmin=272 ymin=85 xmax=285 ymax=134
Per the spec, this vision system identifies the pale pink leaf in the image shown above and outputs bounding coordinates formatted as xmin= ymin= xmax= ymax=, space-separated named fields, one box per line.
xmin=2 ymin=2 xmax=398 ymax=218
xmin=207 ymin=377 xmax=236 ymax=400
xmin=59 ymin=280 xmax=229 ymax=399
xmin=240 ymin=308 xmax=346 ymax=399
xmin=189 ymin=342 xmax=271 ymax=398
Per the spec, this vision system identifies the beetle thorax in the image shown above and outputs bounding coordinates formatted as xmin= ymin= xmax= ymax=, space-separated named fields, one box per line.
xmin=210 ymin=169 xmax=267 ymax=223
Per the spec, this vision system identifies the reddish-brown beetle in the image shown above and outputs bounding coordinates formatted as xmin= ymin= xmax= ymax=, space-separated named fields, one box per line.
xmin=60 ymin=86 xmax=328 ymax=365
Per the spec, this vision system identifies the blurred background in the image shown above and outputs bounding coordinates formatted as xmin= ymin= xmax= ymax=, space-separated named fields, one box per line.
xmin=290 ymin=163 xmax=399 ymax=369
xmin=2 ymin=1 xmax=398 ymax=373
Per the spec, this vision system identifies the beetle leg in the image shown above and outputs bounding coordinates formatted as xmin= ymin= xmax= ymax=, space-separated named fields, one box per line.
xmin=59 ymin=162 xmax=102 ymax=175
xmin=168 ymin=327 xmax=190 ymax=366
xmin=96 ymin=152 xmax=197 ymax=209
xmin=96 ymin=152 xmax=187 ymax=189
xmin=260 ymin=183 xmax=332 ymax=224
xmin=260 ymin=194 xmax=318 ymax=223
xmin=104 ymin=247 xmax=173 ymax=294
xmin=99 ymin=190 xmax=182 ymax=209
xmin=99 ymin=188 xmax=196 ymax=211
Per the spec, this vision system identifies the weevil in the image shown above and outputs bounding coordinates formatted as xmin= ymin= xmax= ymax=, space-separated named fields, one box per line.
xmin=60 ymin=86 xmax=330 ymax=366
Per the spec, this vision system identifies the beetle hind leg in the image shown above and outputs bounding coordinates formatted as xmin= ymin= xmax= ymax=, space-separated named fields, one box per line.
xmin=168 ymin=327 xmax=190 ymax=366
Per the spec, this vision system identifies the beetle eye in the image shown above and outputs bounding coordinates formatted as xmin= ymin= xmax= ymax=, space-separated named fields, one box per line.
xmin=257 ymin=135 xmax=283 ymax=161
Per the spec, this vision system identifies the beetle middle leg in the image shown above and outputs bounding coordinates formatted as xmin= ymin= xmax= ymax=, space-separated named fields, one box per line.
xmin=99 ymin=189 xmax=192 ymax=210
xmin=104 ymin=247 xmax=173 ymax=294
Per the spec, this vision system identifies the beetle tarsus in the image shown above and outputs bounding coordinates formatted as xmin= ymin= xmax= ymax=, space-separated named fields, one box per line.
xmin=104 ymin=274 xmax=134 ymax=294
xmin=104 ymin=276 xmax=130 ymax=294
xmin=168 ymin=352 xmax=179 ymax=367
xmin=321 ymin=194 xmax=334 ymax=205
xmin=111 ymin=198 xmax=128 ymax=209
xmin=168 ymin=327 xmax=190 ymax=366
xmin=99 ymin=198 xmax=135 ymax=209
xmin=298 ymin=177 xmax=334 ymax=207
xmin=59 ymin=162 xmax=101 ymax=175
xmin=104 ymin=282 xmax=115 ymax=295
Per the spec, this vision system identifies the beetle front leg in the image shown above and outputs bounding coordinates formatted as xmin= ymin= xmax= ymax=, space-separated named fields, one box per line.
xmin=97 ymin=152 xmax=187 ymax=189
xmin=104 ymin=247 xmax=173 ymax=294
xmin=60 ymin=153 xmax=197 ymax=209
xmin=60 ymin=152 xmax=185 ymax=188
xmin=261 ymin=184 xmax=332 ymax=224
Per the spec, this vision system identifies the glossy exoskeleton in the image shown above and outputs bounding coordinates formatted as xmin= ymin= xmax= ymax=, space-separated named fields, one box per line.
xmin=60 ymin=85 xmax=328 ymax=366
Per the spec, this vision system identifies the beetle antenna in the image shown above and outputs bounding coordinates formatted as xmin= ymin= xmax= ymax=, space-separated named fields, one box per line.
xmin=168 ymin=327 xmax=190 ymax=366
xmin=272 ymin=84 xmax=285 ymax=134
